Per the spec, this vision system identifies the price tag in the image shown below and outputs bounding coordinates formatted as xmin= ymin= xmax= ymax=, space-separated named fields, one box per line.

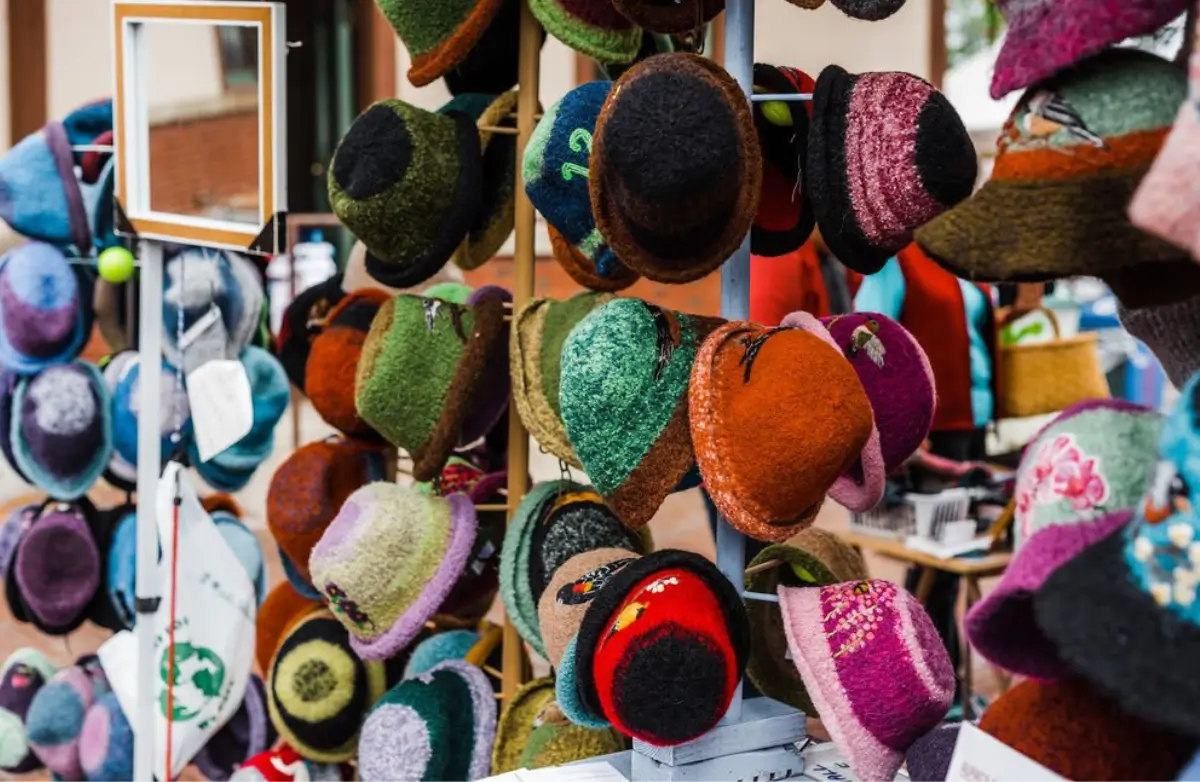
xmin=177 ymin=305 xmax=229 ymax=374
xmin=946 ymin=722 xmax=1064 ymax=782
xmin=187 ymin=359 xmax=253 ymax=463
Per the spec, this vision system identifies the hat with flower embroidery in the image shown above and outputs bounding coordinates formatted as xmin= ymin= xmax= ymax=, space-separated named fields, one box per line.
xmin=1035 ymin=372 xmax=1200 ymax=739
xmin=967 ymin=400 xmax=1162 ymax=680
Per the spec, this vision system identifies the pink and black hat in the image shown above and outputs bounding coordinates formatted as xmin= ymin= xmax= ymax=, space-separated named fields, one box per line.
xmin=780 ymin=579 xmax=954 ymax=780
xmin=807 ymin=65 xmax=976 ymax=274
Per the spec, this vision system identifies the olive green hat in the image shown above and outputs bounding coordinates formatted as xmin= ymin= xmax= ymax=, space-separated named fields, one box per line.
xmin=377 ymin=0 xmax=506 ymax=87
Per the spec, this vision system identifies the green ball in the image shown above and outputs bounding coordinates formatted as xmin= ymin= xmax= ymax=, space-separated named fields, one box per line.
xmin=761 ymin=101 xmax=793 ymax=128
xmin=97 ymin=247 xmax=135 ymax=283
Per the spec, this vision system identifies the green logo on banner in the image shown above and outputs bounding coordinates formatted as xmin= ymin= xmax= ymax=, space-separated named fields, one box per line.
xmin=158 ymin=643 xmax=226 ymax=721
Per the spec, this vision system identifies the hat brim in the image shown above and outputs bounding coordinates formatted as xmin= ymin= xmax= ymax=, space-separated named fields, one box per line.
xmin=492 ymin=677 xmax=556 ymax=773
xmin=511 ymin=299 xmax=581 ymax=468
xmin=547 ymin=225 xmax=639 ymax=293
xmin=557 ymin=635 xmax=611 ymax=728
xmin=407 ymin=0 xmax=506 ymax=87
xmin=528 ymin=0 xmax=643 ymax=63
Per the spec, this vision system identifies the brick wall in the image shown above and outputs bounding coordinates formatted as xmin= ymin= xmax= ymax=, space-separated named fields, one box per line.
xmin=148 ymin=109 xmax=260 ymax=217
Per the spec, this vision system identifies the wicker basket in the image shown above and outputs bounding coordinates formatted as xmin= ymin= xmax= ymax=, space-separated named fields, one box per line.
xmin=997 ymin=307 xmax=1109 ymax=419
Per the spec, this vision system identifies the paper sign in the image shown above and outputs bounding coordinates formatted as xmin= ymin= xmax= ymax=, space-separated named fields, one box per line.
xmin=946 ymin=722 xmax=1064 ymax=782
xmin=518 ymin=761 xmax=628 ymax=781
xmin=187 ymin=359 xmax=253 ymax=463
xmin=801 ymin=743 xmax=863 ymax=781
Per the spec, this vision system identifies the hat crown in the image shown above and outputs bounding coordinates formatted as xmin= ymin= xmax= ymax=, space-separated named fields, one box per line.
xmin=28 ymin=366 xmax=96 ymax=435
xmin=331 ymin=102 xmax=416 ymax=200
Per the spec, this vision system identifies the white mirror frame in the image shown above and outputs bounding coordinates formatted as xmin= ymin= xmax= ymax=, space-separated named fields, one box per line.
xmin=112 ymin=0 xmax=287 ymax=253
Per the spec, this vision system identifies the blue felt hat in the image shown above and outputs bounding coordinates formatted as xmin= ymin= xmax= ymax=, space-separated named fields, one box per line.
xmin=556 ymin=635 xmax=610 ymax=729
xmin=11 ymin=362 xmax=112 ymax=500
xmin=162 ymin=247 xmax=263 ymax=372
xmin=212 ymin=511 xmax=267 ymax=606
xmin=0 ymin=647 xmax=57 ymax=773
xmin=108 ymin=351 xmax=191 ymax=470
xmin=278 ymin=546 xmax=323 ymax=601
xmin=25 ymin=656 xmax=109 ymax=780
xmin=0 ymin=124 xmax=88 ymax=252
xmin=403 ymin=629 xmax=481 ymax=679
xmin=0 ymin=243 xmax=88 ymax=375
xmin=104 ymin=508 xmax=141 ymax=631
xmin=78 ymin=691 xmax=133 ymax=782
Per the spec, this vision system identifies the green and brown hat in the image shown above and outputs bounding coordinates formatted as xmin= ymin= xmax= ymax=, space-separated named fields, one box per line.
xmin=492 ymin=677 xmax=626 ymax=774
xmin=355 ymin=293 xmax=506 ymax=482
xmin=376 ymin=0 xmax=506 ymax=87
xmin=560 ymin=298 xmax=723 ymax=528
xmin=916 ymin=48 xmax=1187 ymax=282
xmin=744 ymin=531 xmax=867 ymax=716
xmin=329 ymin=99 xmax=482 ymax=289
xmin=529 ymin=0 xmax=643 ymax=64
xmin=612 ymin=0 xmax=724 ymax=34
xmin=510 ymin=293 xmax=614 ymax=468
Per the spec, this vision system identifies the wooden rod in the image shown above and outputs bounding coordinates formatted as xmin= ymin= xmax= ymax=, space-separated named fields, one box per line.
xmin=501 ymin=0 xmax=542 ymax=703
xmin=474 ymin=503 xmax=510 ymax=512
xmin=742 ymin=558 xmax=782 ymax=577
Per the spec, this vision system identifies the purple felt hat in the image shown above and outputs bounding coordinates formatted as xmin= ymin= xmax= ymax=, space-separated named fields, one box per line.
xmin=26 ymin=656 xmax=109 ymax=780
xmin=193 ymin=674 xmax=276 ymax=781
xmin=0 ymin=242 xmax=87 ymax=375
xmin=0 ymin=371 xmax=28 ymax=484
xmin=9 ymin=500 xmax=103 ymax=635
xmin=990 ymin=0 xmax=1190 ymax=99
xmin=461 ymin=284 xmax=512 ymax=444
xmin=0 ymin=503 xmax=34 ymax=584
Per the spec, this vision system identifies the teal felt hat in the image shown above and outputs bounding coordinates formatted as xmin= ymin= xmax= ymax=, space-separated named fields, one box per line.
xmin=556 ymin=635 xmax=610 ymax=728
xmin=402 ymin=629 xmax=480 ymax=679
xmin=560 ymin=298 xmax=722 ymax=529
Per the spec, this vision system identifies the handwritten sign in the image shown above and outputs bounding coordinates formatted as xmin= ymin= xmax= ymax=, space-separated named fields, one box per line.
xmin=187 ymin=359 xmax=253 ymax=462
xmin=946 ymin=723 xmax=1064 ymax=782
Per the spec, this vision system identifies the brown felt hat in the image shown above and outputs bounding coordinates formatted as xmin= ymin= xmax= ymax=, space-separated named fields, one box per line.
xmin=255 ymin=581 xmax=321 ymax=674
xmin=591 ymin=53 xmax=762 ymax=284
xmin=538 ymin=547 xmax=641 ymax=671
xmin=613 ymin=0 xmax=725 ymax=34
xmin=460 ymin=91 xmax=521 ymax=271
xmin=93 ymin=280 xmax=132 ymax=353
xmin=548 ymin=225 xmax=639 ymax=293
xmin=744 ymin=534 xmax=867 ymax=716
xmin=689 ymin=320 xmax=873 ymax=541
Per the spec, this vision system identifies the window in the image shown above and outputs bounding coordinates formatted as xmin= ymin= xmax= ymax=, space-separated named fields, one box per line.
xmin=217 ymin=25 xmax=259 ymax=91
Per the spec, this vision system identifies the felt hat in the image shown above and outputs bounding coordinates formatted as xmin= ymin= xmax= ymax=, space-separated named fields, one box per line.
xmin=444 ymin=0 xmax=545 ymax=96
xmin=0 ymin=503 xmax=31 ymax=585
xmin=377 ymin=0 xmax=505 ymax=87
xmin=231 ymin=745 xmax=351 ymax=782
xmin=538 ymin=547 xmax=642 ymax=671
xmin=276 ymin=273 xmax=345 ymax=393
xmin=524 ymin=82 xmax=639 ymax=293
xmin=105 ymin=351 xmax=191 ymax=489
xmin=980 ymin=678 xmax=1195 ymax=780
xmin=256 ymin=581 xmax=321 ymax=675
xmin=423 ymin=281 xmax=475 ymax=303
xmin=357 ymin=659 xmax=496 ymax=781
xmin=780 ymin=579 xmax=954 ymax=780
xmin=612 ymin=0 xmax=724 ymax=33
xmin=492 ymin=677 xmax=625 ymax=774
xmin=93 ymin=279 xmax=133 ymax=354
xmin=161 ymin=246 xmax=264 ymax=373
xmin=213 ymin=510 xmax=268 ymax=607
xmin=573 ymin=550 xmax=750 ymax=746
xmin=429 ymin=468 xmax=510 ymax=629
xmin=402 ymin=629 xmax=480 ymax=679
xmin=591 ymin=53 xmax=761 ymax=283
xmin=78 ymin=691 xmax=133 ymax=782
xmin=0 ymin=648 xmax=56 ymax=773
xmin=0 ymin=372 xmax=27 ymax=483
xmin=355 ymin=293 xmax=506 ymax=482
xmin=266 ymin=611 xmax=387 ymax=763
xmin=521 ymin=715 xmax=627 ymax=769
xmin=751 ymin=65 xmax=817 ymax=258
xmin=309 ymin=483 xmax=478 ymax=660
xmin=809 ymin=65 xmax=975 ymax=275
xmin=26 ymin=656 xmax=109 ymax=780
xmin=529 ymin=0 xmax=642 ymax=63
xmin=329 ymin=100 xmax=482 ymax=288
xmin=0 ymin=117 xmax=91 ymax=252
xmin=491 ymin=677 xmax=555 ymax=773
xmin=460 ymin=285 xmax=513 ymax=445
xmin=194 ymin=675 xmax=276 ymax=781
xmin=268 ymin=437 xmax=385 ymax=586
xmin=0 ymin=242 xmax=88 ymax=374
xmin=905 ymin=723 xmax=959 ymax=782
xmin=917 ymin=49 xmax=1187 ymax=283
xmin=991 ymin=0 xmax=1188 ymax=100
xmin=556 ymin=635 xmax=608 ymax=728
xmin=511 ymin=294 xmax=614 ymax=468
xmin=967 ymin=400 xmax=1162 ymax=680
xmin=829 ymin=0 xmax=905 ymax=20
xmin=1117 ymin=294 xmax=1200 ymax=390
xmin=743 ymin=531 xmax=868 ymax=716
xmin=85 ymin=503 xmax=132 ymax=634
xmin=596 ymin=28 xmax=680 ymax=81
xmin=1034 ymin=371 xmax=1200 ymax=739
xmin=459 ymin=92 xmax=521 ymax=270
xmin=305 ymin=290 xmax=390 ymax=440
xmin=561 ymin=299 xmax=723 ymax=528
xmin=689 ymin=319 xmax=873 ymax=540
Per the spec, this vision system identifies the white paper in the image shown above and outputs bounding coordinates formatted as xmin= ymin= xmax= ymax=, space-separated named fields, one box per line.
xmin=945 ymin=722 xmax=1065 ymax=782
xmin=517 ymin=761 xmax=628 ymax=781
xmin=187 ymin=359 xmax=253 ymax=463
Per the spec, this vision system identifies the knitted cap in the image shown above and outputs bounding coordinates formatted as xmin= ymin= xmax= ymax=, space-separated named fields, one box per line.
xmin=78 ymin=691 xmax=134 ymax=782
xmin=329 ymin=100 xmax=482 ymax=288
xmin=538 ymin=547 xmax=641 ymax=671
xmin=26 ymin=658 xmax=109 ymax=780
xmin=780 ymin=580 xmax=954 ymax=780
xmin=492 ymin=677 xmax=555 ymax=773
xmin=561 ymin=299 xmax=723 ymax=528
xmin=809 ymin=65 xmax=975 ymax=274
xmin=10 ymin=501 xmax=104 ymax=635
xmin=256 ymin=581 xmax=321 ymax=674
xmin=689 ymin=320 xmax=873 ymax=540
xmin=591 ymin=53 xmax=762 ymax=283
xmin=305 ymin=290 xmax=390 ymax=440
xmin=376 ymin=0 xmax=505 ymax=87
xmin=402 ymin=629 xmax=480 ymax=679
xmin=917 ymin=49 xmax=1187 ymax=282
xmin=612 ymin=0 xmax=724 ymax=33
xmin=193 ymin=675 xmax=276 ymax=781
xmin=276 ymin=274 xmax=345 ymax=394
xmin=529 ymin=0 xmax=642 ymax=63
xmin=0 ymin=648 xmax=56 ymax=773
xmin=0 ymin=242 xmax=87 ymax=374
xmin=751 ymin=65 xmax=816 ymax=258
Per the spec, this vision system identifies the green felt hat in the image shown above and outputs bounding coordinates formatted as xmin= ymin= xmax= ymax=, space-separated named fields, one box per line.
xmin=422 ymin=281 xmax=475 ymax=303
xmin=491 ymin=676 xmax=626 ymax=773
xmin=560 ymin=298 xmax=723 ymax=528
xmin=529 ymin=0 xmax=643 ymax=64
xmin=355 ymin=294 xmax=507 ymax=482
xmin=510 ymin=294 xmax=614 ymax=468
xmin=597 ymin=30 xmax=676 ymax=81
xmin=377 ymin=0 xmax=506 ymax=87
xmin=329 ymin=99 xmax=482 ymax=289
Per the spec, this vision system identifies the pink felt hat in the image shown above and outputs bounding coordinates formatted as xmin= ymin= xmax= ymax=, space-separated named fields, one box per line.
xmin=780 ymin=580 xmax=954 ymax=781
xmin=781 ymin=311 xmax=885 ymax=512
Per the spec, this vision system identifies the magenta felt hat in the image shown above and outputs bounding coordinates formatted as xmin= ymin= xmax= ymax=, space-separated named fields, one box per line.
xmin=780 ymin=579 xmax=954 ymax=781
xmin=781 ymin=311 xmax=885 ymax=512
xmin=990 ymin=0 xmax=1190 ymax=99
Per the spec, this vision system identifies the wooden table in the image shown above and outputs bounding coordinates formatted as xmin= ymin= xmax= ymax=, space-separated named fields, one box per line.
xmin=836 ymin=530 xmax=1013 ymax=720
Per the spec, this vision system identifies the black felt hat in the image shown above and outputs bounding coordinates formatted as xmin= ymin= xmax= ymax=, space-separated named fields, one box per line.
xmin=751 ymin=64 xmax=817 ymax=258
xmin=591 ymin=53 xmax=762 ymax=284
xmin=613 ymin=0 xmax=724 ymax=34
xmin=275 ymin=273 xmax=345 ymax=395
xmin=444 ymin=0 xmax=547 ymax=96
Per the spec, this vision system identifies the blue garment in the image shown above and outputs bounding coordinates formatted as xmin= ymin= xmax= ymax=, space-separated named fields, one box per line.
xmin=853 ymin=258 xmax=993 ymax=428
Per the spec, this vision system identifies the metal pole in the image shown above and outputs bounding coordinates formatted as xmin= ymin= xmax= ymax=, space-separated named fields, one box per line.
xmin=132 ymin=239 xmax=164 ymax=781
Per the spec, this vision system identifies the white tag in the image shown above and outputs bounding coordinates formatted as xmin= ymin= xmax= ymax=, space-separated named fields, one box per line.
xmin=178 ymin=305 xmax=223 ymax=351
xmin=945 ymin=722 xmax=1064 ymax=782
xmin=187 ymin=359 xmax=253 ymax=463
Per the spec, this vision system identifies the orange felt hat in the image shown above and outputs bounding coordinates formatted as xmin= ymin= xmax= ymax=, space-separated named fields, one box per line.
xmin=689 ymin=320 xmax=873 ymax=541
xmin=255 ymin=581 xmax=321 ymax=674
xmin=305 ymin=289 xmax=391 ymax=440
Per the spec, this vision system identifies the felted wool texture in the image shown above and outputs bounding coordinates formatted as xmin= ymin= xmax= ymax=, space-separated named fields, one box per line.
xmin=329 ymin=100 xmax=482 ymax=287
xmin=461 ymin=91 xmax=521 ymax=269
xmin=460 ymin=285 xmax=513 ymax=445
xmin=520 ymin=721 xmax=627 ymax=769
xmin=980 ymin=678 xmax=1194 ymax=780
xmin=0 ymin=647 xmax=56 ymax=773
xmin=689 ymin=320 xmax=872 ymax=541
xmin=308 ymin=484 xmax=478 ymax=660
xmin=93 ymin=279 xmax=132 ymax=354
xmin=528 ymin=0 xmax=642 ymax=63
xmin=829 ymin=0 xmax=905 ymax=21
xmin=591 ymin=53 xmax=762 ymax=283
xmin=276 ymin=274 xmax=345 ymax=394
xmin=26 ymin=662 xmax=109 ymax=779
xmin=808 ymin=66 xmax=975 ymax=275
xmin=492 ymin=677 xmax=556 ymax=773
xmin=0 ymin=242 xmax=85 ymax=374
xmin=549 ymin=224 xmax=640 ymax=293
xmin=434 ymin=478 xmax=508 ymax=627
xmin=13 ymin=502 xmax=102 ymax=635
xmin=402 ymin=629 xmax=479 ymax=679
xmin=904 ymin=723 xmax=958 ymax=782
xmin=214 ymin=512 xmax=268 ymax=606
xmin=423 ymin=281 xmax=475 ymax=303
xmin=256 ymin=582 xmax=321 ymax=674
xmin=12 ymin=361 xmax=112 ymax=501
xmin=376 ymin=0 xmax=505 ymax=87
xmin=538 ymin=548 xmax=642 ymax=670
xmin=266 ymin=611 xmax=386 ymax=763
xmin=0 ymin=124 xmax=84 ymax=251
xmin=305 ymin=290 xmax=389 ymax=439
xmin=0 ymin=372 xmax=27 ymax=484
xmin=611 ymin=0 xmax=724 ymax=34
xmin=1129 ymin=76 xmax=1200 ymax=258
xmin=779 ymin=580 xmax=955 ymax=781
xmin=108 ymin=352 xmax=190 ymax=476
xmin=751 ymin=65 xmax=817 ymax=258
xmin=744 ymin=533 xmax=867 ymax=716
xmin=597 ymin=29 xmax=675 ymax=82
xmin=511 ymin=300 xmax=573 ymax=466
xmin=917 ymin=49 xmax=1188 ymax=283
xmin=193 ymin=675 xmax=276 ymax=782
xmin=528 ymin=492 xmax=644 ymax=603
xmin=78 ymin=691 xmax=132 ymax=782
xmin=161 ymin=247 xmax=263 ymax=370
xmin=1118 ymin=293 xmax=1200 ymax=389
xmin=355 ymin=294 xmax=506 ymax=482
xmin=560 ymin=299 xmax=723 ymax=529
xmin=444 ymin=0 xmax=541 ymax=96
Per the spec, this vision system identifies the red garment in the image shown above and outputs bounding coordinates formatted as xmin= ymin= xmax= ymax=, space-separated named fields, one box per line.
xmin=895 ymin=244 xmax=995 ymax=433
xmin=750 ymin=242 xmax=830 ymax=326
